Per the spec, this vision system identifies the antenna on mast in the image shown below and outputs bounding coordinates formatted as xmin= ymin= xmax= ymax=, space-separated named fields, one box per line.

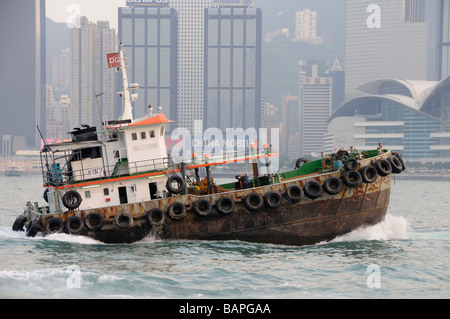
xmin=117 ymin=43 xmax=137 ymax=123
xmin=95 ymin=92 xmax=104 ymax=128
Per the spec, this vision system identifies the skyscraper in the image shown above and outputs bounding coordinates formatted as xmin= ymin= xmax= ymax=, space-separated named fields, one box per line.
xmin=118 ymin=3 xmax=178 ymax=131
xmin=204 ymin=3 xmax=262 ymax=131
xmin=70 ymin=17 xmax=116 ymax=130
xmin=119 ymin=0 xmax=262 ymax=133
xmin=294 ymin=9 xmax=322 ymax=44
xmin=437 ymin=0 xmax=450 ymax=80
xmin=298 ymin=60 xmax=332 ymax=156
xmin=0 ymin=0 xmax=46 ymax=155
xmin=345 ymin=0 xmax=428 ymax=96
xmin=326 ymin=57 xmax=345 ymax=113
xmin=170 ymin=0 xmax=213 ymax=132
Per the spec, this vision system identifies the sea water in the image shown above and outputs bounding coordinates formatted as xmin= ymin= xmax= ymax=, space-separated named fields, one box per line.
xmin=0 ymin=174 xmax=449 ymax=299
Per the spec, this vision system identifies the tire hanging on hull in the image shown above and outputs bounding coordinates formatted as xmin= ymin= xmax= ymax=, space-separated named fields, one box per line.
xmin=65 ymin=216 xmax=84 ymax=235
xmin=243 ymin=193 xmax=264 ymax=211
xmin=284 ymin=185 xmax=304 ymax=203
xmin=304 ymin=180 xmax=322 ymax=199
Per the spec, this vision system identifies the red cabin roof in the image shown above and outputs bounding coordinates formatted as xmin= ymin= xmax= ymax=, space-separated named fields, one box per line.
xmin=129 ymin=113 xmax=175 ymax=127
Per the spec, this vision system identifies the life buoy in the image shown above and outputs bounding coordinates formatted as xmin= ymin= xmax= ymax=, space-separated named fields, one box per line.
xmin=264 ymin=191 xmax=282 ymax=209
xmin=215 ymin=196 xmax=235 ymax=215
xmin=167 ymin=202 xmax=187 ymax=220
xmin=85 ymin=212 xmax=105 ymax=231
xmin=388 ymin=156 xmax=403 ymax=174
xmin=12 ymin=214 xmax=26 ymax=232
xmin=114 ymin=213 xmax=133 ymax=229
xmin=323 ymin=177 xmax=342 ymax=195
xmin=62 ymin=190 xmax=82 ymax=210
xmin=26 ymin=218 xmax=39 ymax=237
xmin=44 ymin=217 xmax=64 ymax=234
xmin=284 ymin=185 xmax=304 ymax=203
xmin=295 ymin=158 xmax=309 ymax=169
xmin=166 ymin=175 xmax=186 ymax=194
xmin=64 ymin=216 xmax=84 ymax=235
xmin=304 ymin=180 xmax=322 ymax=199
xmin=193 ymin=199 xmax=212 ymax=217
xmin=360 ymin=166 xmax=378 ymax=183
xmin=375 ymin=159 xmax=392 ymax=177
xmin=343 ymin=158 xmax=358 ymax=171
xmin=343 ymin=170 xmax=362 ymax=188
xmin=243 ymin=193 xmax=264 ymax=211
xmin=146 ymin=208 xmax=165 ymax=227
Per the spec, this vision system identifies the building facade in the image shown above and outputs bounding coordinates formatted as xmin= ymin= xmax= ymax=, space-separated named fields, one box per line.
xmin=294 ymin=9 xmax=322 ymax=44
xmin=326 ymin=58 xmax=345 ymax=113
xmin=345 ymin=0 xmax=428 ymax=96
xmin=119 ymin=0 xmax=261 ymax=133
xmin=280 ymin=96 xmax=299 ymax=159
xmin=118 ymin=4 xmax=178 ymax=131
xmin=170 ymin=0 xmax=212 ymax=132
xmin=327 ymin=78 xmax=450 ymax=161
xmin=437 ymin=0 xmax=450 ymax=80
xmin=298 ymin=60 xmax=332 ymax=156
xmin=204 ymin=4 xmax=262 ymax=131
xmin=70 ymin=17 xmax=116 ymax=130
xmin=0 ymin=0 xmax=46 ymax=156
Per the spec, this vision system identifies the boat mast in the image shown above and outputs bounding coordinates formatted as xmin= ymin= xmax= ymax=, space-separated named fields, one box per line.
xmin=118 ymin=43 xmax=134 ymax=123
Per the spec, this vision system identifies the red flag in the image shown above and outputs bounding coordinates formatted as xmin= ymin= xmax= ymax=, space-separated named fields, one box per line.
xmin=107 ymin=53 xmax=120 ymax=68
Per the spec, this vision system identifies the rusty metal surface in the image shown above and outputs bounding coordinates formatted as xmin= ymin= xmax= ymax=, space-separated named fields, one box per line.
xmin=33 ymin=152 xmax=397 ymax=246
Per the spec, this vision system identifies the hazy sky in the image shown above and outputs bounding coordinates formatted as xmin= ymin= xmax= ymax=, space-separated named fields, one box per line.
xmin=46 ymin=0 xmax=126 ymax=29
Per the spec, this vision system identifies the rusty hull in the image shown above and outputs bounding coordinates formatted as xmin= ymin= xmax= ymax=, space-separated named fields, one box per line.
xmin=38 ymin=153 xmax=394 ymax=246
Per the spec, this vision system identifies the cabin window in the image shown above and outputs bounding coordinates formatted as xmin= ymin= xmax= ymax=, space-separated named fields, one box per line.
xmin=160 ymin=126 xmax=165 ymax=137
xmin=141 ymin=131 xmax=146 ymax=139
xmin=85 ymin=191 xmax=91 ymax=198
xmin=150 ymin=130 xmax=155 ymax=138
xmin=103 ymin=188 xmax=109 ymax=196
xmin=132 ymin=133 xmax=137 ymax=140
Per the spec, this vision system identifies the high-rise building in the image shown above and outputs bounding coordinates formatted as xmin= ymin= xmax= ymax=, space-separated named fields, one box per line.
xmin=280 ymin=96 xmax=299 ymax=158
xmin=437 ymin=0 xmax=450 ymax=80
xmin=294 ymin=9 xmax=322 ymax=44
xmin=119 ymin=0 xmax=262 ymax=133
xmin=70 ymin=17 xmax=116 ymax=130
xmin=326 ymin=57 xmax=345 ymax=113
xmin=118 ymin=4 xmax=178 ymax=131
xmin=204 ymin=4 xmax=262 ymax=131
xmin=345 ymin=0 xmax=428 ymax=96
xmin=0 ymin=0 xmax=46 ymax=155
xmin=170 ymin=0 xmax=213 ymax=132
xmin=298 ymin=60 xmax=332 ymax=156
xmin=52 ymin=50 xmax=71 ymax=89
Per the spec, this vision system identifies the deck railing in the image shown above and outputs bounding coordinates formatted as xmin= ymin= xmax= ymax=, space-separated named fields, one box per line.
xmin=42 ymin=147 xmax=277 ymax=187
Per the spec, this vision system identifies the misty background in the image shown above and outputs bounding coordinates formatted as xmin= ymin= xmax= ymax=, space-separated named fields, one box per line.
xmin=46 ymin=0 xmax=346 ymax=109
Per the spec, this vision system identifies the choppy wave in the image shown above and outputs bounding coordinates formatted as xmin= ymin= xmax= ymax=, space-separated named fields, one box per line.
xmin=1 ymin=178 xmax=450 ymax=299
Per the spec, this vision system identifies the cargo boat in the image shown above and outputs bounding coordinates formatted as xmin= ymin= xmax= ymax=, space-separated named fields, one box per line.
xmin=11 ymin=45 xmax=406 ymax=246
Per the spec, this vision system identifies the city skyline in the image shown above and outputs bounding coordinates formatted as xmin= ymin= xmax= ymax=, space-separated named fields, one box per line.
xmin=2 ymin=0 xmax=449 ymax=162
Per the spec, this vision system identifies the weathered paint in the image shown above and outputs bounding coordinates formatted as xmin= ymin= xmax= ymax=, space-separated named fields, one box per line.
xmin=27 ymin=152 xmax=399 ymax=246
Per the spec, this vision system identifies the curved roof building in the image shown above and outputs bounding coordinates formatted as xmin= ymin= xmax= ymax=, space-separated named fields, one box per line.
xmin=326 ymin=77 xmax=450 ymax=161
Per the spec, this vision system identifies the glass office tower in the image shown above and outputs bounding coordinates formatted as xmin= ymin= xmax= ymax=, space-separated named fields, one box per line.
xmin=204 ymin=6 xmax=262 ymax=131
xmin=118 ymin=5 xmax=178 ymax=131
xmin=0 ymin=0 xmax=46 ymax=154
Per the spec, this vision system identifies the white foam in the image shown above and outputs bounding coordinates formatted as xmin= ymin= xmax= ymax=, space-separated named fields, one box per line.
xmin=332 ymin=214 xmax=409 ymax=242
xmin=43 ymin=233 xmax=104 ymax=245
